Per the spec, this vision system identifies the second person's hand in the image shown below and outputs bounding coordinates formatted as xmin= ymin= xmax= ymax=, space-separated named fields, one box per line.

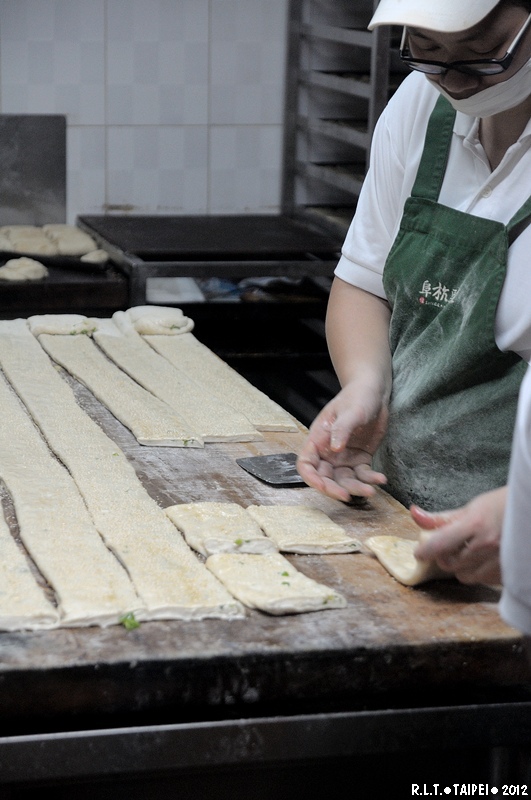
xmin=411 ymin=487 xmax=507 ymax=585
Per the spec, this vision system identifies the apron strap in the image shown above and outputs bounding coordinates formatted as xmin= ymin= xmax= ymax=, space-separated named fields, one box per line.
xmin=411 ymin=95 xmax=531 ymax=245
xmin=411 ymin=95 xmax=456 ymax=202
xmin=508 ymin=196 xmax=531 ymax=246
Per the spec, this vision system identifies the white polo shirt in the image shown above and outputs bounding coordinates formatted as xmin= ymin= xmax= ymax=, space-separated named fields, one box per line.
xmin=500 ymin=362 xmax=531 ymax=635
xmin=335 ymin=70 xmax=531 ymax=361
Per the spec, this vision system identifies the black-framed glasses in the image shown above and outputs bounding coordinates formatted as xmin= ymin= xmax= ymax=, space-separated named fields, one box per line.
xmin=399 ymin=12 xmax=531 ymax=76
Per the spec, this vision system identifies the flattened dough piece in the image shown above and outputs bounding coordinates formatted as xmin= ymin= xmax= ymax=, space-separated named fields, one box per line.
xmin=94 ymin=317 xmax=262 ymax=443
xmin=8 ymin=239 xmax=58 ymax=256
xmin=365 ymin=534 xmax=453 ymax=586
xmin=28 ymin=314 xmax=97 ymax=336
xmin=38 ymin=333 xmax=203 ymax=447
xmin=165 ymin=502 xmax=278 ymax=557
xmin=206 ymin=552 xmax=346 ymax=615
xmin=42 ymin=224 xmax=98 ymax=256
xmin=145 ymin=332 xmax=299 ymax=432
xmin=0 ymin=369 xmax=143 ymax=627
xmin=0 ymin=224 xmax=42 ymax=236
xmin=0 ymin=257 xmax=48 ymax=281
xmin=3 ymin=227 xmax=58 ymax=256
xmin=246 ymin=505 xmax=362 ymax=554
xmin=1 ymin=225 xmax=42 ymax=237
xmin=80 ymin=249 xmax=109 ymax=264
xmin=0 ymin=510 xmax=59 ymax=631
xmin=125 ymin=305 xmax=194 ymax=335
xmin=0 ymin=320 xmax=244 ymax=621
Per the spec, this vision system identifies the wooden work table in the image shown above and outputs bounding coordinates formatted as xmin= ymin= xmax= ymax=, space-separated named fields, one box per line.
xmin=1 ymin=371 xmax=528 ymax=714
xmin=0 ymin=371 xmax=530 ymax=789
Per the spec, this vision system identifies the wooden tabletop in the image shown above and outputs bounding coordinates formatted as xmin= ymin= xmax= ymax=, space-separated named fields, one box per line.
xmin=1 ymin=371 xmax=529 ymax=732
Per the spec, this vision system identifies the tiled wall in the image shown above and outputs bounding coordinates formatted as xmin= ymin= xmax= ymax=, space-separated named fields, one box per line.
xmin=0 ymin=0 xmax=288 ymax=222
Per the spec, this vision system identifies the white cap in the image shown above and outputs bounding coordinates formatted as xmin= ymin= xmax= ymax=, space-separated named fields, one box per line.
xmin=368 ymin=0 xmax=500 ymax=32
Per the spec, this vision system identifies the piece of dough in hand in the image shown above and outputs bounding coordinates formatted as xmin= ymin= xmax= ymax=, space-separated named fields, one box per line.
xmin=365 ymin=533 xmax=453 ymax=586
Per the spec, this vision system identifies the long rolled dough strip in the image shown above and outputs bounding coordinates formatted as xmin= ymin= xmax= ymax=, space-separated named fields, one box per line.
xmin=206 ymin=552 xmax=346 ymax=615
xmin=165 ymin=502 xmax=278 ymax=557
xmin=94 ymin=317 xmax=262 ymax=443
xmin=0 ymin=507 xmax=59 ymax=631
xmin=37 ymin=332 xmax=203 ymax=448
xmin=0 ymin=370 xmax=143 ymax=627
xmin=246 ymin=505 xmax=362 ymax=554
xmin=365 ymin=534 xmax=453 ymax=586
xmin=0 ymin=320 xmax=244 ymax=621
xmin=144 ymin=332 xmax=299 ymax=432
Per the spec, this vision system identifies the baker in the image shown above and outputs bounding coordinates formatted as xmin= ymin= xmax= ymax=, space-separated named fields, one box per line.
xmin=297 ymin=0 xmax=531 ymax=586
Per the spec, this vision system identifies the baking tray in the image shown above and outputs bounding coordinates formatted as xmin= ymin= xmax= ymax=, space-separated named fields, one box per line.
xmin=0 ymin=250 xmax=110 ymax=274
xmin=77 ymin=214 xmax=342 ymax=260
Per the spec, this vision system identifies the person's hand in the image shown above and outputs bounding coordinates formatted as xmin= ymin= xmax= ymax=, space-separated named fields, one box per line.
xmin=297 ymin=381 xmax=389 ymax=502
xmin=411 ymin=486 xmax=507 ymax=585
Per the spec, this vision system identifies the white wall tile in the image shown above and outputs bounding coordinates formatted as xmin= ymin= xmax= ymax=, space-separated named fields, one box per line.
xmin=107 ymin=126 xmax=208 ymax=214
xmin=0 ymin=0 xmax=106 ymax=124
xmin=0 ymin=0 xmax=288 ymax=219
xmin=106 ymin=0 xmax=209 ymax=125
xmin=66 ymin=126 xmax=106 ymax=218
xmin=210 ymin=0 xmax=287 ymax=124
xmin=209 ymin=125 xmax=284 ymax=213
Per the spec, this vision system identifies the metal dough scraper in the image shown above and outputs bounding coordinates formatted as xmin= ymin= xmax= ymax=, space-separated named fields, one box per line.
xmin=236 ymin=452 xmax=306 ymax=486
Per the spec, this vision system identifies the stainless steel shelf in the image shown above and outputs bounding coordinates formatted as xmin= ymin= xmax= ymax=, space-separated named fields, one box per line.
xmin=301 ymin=22 xmax=373 ymax=48
xmin=297 ymin=161 xmax=366 ymax=195
xmin=282 ymin=0 xmax=404 ymax=238
xmin=302 ymin=69 xmax=373 ymax=99
xmin=297 ymin=115 xmax=370 ymax=149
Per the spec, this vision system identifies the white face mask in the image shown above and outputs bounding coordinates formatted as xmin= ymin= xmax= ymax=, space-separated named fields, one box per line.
xmin=431 ymin=55 xmax=531 ymax=117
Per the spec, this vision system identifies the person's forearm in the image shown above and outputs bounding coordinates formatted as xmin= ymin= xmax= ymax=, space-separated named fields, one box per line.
xmin=326 ymin=278 xmax=392 ymax=399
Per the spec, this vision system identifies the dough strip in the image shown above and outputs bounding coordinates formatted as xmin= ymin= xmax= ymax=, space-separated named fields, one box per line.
xmin=94 ymin=317 xmax=262 ymax=443
xmin=0 ymin=320 xmax=244 ymax=620
xmin=0 ymin=370 xmax=142 ymax=627
xmin=37 ymin=332 xmax=204 ymax=448
xmin=144 ymin=332 xmax=299 ymax=432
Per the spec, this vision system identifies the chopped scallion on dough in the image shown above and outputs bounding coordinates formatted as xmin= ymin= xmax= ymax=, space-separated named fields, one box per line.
xmin=120 ymin=613 xmax=140 ymax=630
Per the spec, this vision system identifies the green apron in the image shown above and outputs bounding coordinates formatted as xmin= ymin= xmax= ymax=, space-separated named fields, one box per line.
xmin=374 ymin=95 xmax=529 ymax=511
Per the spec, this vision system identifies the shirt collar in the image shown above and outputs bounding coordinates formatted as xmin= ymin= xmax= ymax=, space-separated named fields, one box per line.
xmin=453 ymin=109 xmax=531 ymax=143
